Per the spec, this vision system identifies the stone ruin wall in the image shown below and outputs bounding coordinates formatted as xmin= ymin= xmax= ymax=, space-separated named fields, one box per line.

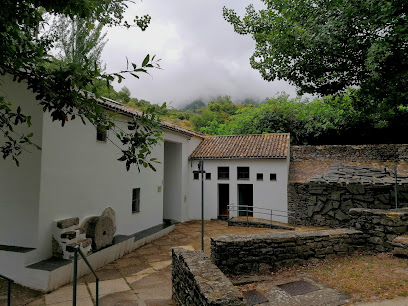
xmin=172 ymin=248 xmax=244 ymax=306
xmin=290 ymin=144 xmax=408 ymax=163
xmin=211 ymin=229 xmax=368 ymax=276
xmin=289 ymin=144 xmax=408 ymax=228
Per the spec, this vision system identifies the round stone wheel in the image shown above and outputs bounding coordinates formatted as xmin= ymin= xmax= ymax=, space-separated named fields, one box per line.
xmin=85 ymin=216 xmax=115 ymax=251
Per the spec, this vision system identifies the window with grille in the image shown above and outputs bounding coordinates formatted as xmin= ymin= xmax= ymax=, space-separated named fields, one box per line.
xmin=132 ymin=188 xmax=140 ymax=213
xmin=218 ymin=167 xmax=229 ymax=179
xmin=237 ymin=167 xmax=249 ymax=180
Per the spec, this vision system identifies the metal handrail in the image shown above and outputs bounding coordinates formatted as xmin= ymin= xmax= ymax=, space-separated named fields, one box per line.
xmin=0 ymin=273 xmax=13 ymax=306
xmin=228 ymin=204 xmax=297 ymax=230
xmin=73 ymin=246 xmax=99 ymax=306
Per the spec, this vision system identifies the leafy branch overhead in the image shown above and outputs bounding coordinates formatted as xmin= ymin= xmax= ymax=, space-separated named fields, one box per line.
xmin=0 ymin=0 xmax=164 ymax=171
xmin=223 ymin=0 xmax=408 ymax=111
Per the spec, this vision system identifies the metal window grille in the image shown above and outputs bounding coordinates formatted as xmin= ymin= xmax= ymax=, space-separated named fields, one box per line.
xmin=237 ymin=167 xmax=249 ymax=179
xmin=218 ymin=167 xmax=229 ymax=179
xmin=132 ymin=188 xmax=140 ymax=212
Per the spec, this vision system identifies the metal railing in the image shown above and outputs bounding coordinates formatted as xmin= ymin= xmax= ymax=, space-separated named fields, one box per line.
xmin=73 ymin=246 xmax=99 ymax=306
xmin=0 ymin=273 xmax=13 ymax=306
xmin=227 ymin=204 xmax=297 ymax=230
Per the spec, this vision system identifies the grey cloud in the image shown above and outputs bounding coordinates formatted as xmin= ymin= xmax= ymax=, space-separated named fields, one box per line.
xmin=101 ymin=0 xmax=297 ymax=107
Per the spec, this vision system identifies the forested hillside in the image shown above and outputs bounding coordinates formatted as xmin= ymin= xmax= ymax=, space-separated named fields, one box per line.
xmin=109 ymin=86 xmax=408 ymax=145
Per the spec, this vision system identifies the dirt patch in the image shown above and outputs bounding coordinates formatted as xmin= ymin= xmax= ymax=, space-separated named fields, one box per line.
xmin=253 ymin=253 xmax=408 ymax=304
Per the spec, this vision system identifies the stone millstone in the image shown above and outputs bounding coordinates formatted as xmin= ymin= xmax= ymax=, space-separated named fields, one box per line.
xmin=101 ymin=207 xmax=117 ymax=235
xmin=83 ymin=216 xmax=115 ymax=251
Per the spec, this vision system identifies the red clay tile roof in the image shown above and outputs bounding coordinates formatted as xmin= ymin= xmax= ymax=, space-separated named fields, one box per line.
xmin=189 ymin=133 xmax=290 ymax=159
xmin=98 ymin=97 xmax=204 ymax=139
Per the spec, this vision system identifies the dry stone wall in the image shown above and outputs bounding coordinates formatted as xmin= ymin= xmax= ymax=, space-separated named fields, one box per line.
xmin=349 ymin=208 xmax=408 ymax=252
xmin=290 ymin=164 xmax=408 ymax=228
xmin=291 ymin=144 xmax=408 ymax=162
xmin=210 ymin=229 xmax=367 ymax=275
xmin=172 ymin=248 xmax=244 ymax=306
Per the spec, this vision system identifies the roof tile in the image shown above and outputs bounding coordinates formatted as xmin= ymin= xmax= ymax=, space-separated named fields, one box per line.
xmin=189 ymin=133 xmax=290 ymax=159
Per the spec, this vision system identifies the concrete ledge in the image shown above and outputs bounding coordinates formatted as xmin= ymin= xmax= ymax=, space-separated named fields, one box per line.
xmin=211 ymin=229 xmax=367 ymax=275
xmin=23 ymin=224 xmax=174 ymax=292
xmin=172 ymin=248 xmax=244 ymax=305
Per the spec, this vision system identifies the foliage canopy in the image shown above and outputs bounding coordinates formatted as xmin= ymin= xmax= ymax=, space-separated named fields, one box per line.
xmin=223 ymin=0 xmax=408 ymax=110
xmin=0 ymin=0 xmax=162 ymax=170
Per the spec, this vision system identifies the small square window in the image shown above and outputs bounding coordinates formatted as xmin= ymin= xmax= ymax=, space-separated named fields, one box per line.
xmin=257 ymin=173 xmax=263 ymax=181
xmin=270 ymin=173 xmax=277 ymax=181
xmin=132 ymin=188 xmax=140 ymax=213
xmin=206 ymin=173 xmax=211 ymax=180
xmin=193 ymin=171 xmax=199 ymax=180
xmin=96 ymin=125 xmax=107 ymax=142
xmin=218 ymin=167 xmax=229 ymax=179
xmin=237 ymin=167 xmax=249 ymax=180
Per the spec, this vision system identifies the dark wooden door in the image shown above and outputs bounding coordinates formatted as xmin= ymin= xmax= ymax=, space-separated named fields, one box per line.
xmin=218 ymin=184 xmax=229 ymax=216
xmin=238 ymin=184 xmax=253 ymax=217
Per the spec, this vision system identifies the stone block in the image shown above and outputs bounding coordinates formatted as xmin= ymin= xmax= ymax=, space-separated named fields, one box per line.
xmin=61 ymin=231 xmax=77 ymax=240
xmin=332 ymin=200 xmax=341 ymax=209
xmin=308 ymin=196 xmax=317 ymax=205
xmin=52 ymin=237 xmax=63 ymax=258
xmin=335 ymin=209 xmax=348 ymax=221
xmin=346 ymin=184 xmax=365 ymax=195
xmin=57 ymin=217 xmax=79 ymax=229
xmin=340 ymin=200 xmax=353 ymax=213
xmin=377 ymin=194 xmax=390 ymax=204
xmin=314 ymin=201 xmax=325 ymax=213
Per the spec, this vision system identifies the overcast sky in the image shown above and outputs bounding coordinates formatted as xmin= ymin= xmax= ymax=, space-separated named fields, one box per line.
xmin=102 ymin=0 xmax=296 ymax=108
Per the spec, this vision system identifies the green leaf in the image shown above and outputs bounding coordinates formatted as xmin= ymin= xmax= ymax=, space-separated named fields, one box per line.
xmin=142 ymin=54 xmax=150 ymax=67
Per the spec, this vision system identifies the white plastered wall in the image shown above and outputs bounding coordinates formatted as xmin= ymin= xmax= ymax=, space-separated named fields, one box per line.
xmin=0 ymin=75 xmax=43 ymax=248
xmin=34 ymin=114 xmax=165 ymax=262
xmin=189 ymin=158 xmax=289 ymax=222
xmin=162 ymin=130 xmax=202 ymax=222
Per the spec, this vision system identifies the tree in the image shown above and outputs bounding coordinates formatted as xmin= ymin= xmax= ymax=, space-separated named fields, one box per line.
xmin=0 ymin=0 xmax=162 ymax=170
xmin=223 ymin=1 xmax=408 ymax=110
xmin=53 ymin=15 xmax=107 ymax=70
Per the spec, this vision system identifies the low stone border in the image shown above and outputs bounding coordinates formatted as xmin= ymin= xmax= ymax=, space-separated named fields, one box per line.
xmin=172 ymin=248 xmax=244 ymax=305
xmin=350 ymin=208 xmax=408 ymax=252
xmin=211 ymin=229 xmax=367 ymax=275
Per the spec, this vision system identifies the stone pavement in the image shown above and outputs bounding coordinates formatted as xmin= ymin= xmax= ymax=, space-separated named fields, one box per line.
xmin=13 ymin=220 xmax=408 ymax=306
xmin=26 ymin=220 xmax=314 ymax=306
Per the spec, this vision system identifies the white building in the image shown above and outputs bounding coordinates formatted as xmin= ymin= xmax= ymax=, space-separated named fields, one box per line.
xmin=188 ymin=134 xmax=290 ymax=222
xmin=0 ymin=75 xmax=290 ymax=291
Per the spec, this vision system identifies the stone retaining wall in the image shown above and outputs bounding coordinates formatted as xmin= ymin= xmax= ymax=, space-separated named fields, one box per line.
xmin=291 ymin=144 xmax=408 ymax=162
xmin=210 ymin=229 xmax=367 ymax=275
xmin=172 ymin=248 xmax=244 ymax=305
xmin=289 ymin=164 xmax=408 ymax=228
xmin=349 ymin=208 xmax=408 ymax=252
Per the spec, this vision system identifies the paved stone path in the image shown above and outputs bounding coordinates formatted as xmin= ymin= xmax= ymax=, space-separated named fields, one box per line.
xmin=11 ymin=220 xmax=408 ymax=306
xmin=26 ymin=220 xmax=313 ymax=306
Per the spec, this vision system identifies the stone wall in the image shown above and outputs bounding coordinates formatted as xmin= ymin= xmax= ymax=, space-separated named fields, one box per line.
xmin=349 ymin=208 xmax=408 ymax=252
xmin=290 ymin=164 xmax=408 ymax=228
xmin=291 ymin=144 xmax=408 ymax=162
xmin=211 ymin=229 xmax=367 ymax=275
xmin=172 ymin=248 xmax=244 ymax=306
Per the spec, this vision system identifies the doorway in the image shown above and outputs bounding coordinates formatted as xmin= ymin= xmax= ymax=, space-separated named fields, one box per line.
xmin=238 ymin=184 xmax=253 ymax=217
xmin=218 ymin=184 xmax=229 ymax=217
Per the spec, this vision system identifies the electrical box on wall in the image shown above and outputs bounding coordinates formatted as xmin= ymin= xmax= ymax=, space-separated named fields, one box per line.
xmin=158 ymin=185 xmax=162 ymax=192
